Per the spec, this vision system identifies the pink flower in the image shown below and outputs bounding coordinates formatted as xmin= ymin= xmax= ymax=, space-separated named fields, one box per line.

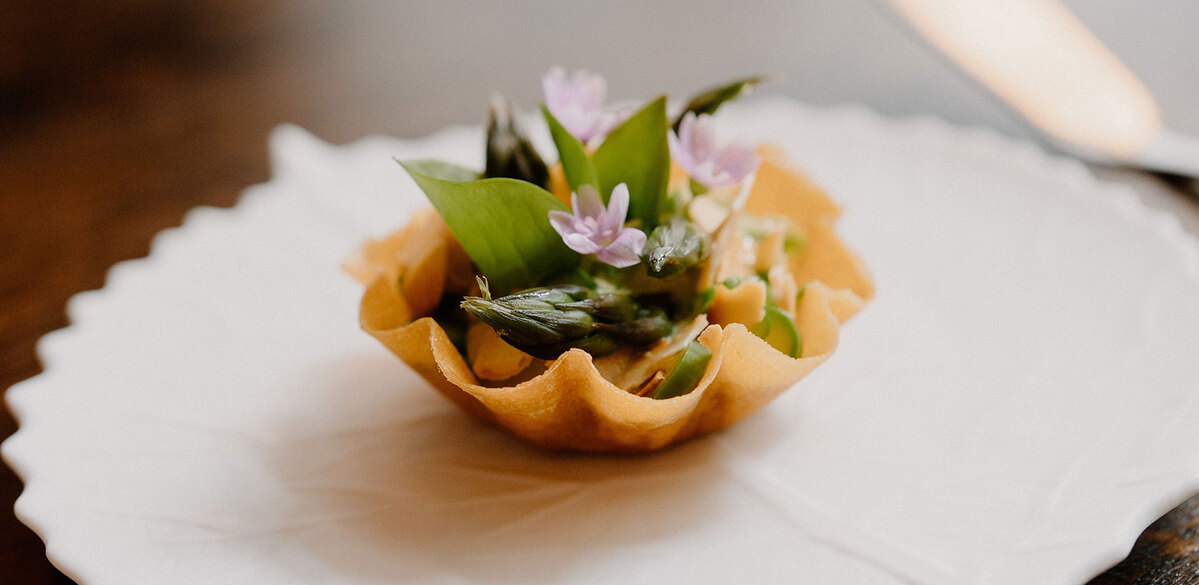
xmin=542 ymin=67 xmax=625 ymax=144
xmin=668 ymin=112 xmax=761 ymax=187
xmin=548 ymin=183 xmax=646 ymax=268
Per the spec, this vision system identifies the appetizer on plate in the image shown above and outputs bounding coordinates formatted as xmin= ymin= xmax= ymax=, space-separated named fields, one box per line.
xmin=348 ymin=69 xmax=872 ymax=452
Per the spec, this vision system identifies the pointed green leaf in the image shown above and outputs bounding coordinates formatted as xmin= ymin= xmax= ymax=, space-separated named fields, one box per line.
xmin=399 ymin=159 xmax=578 ymax=294
xmin=593 ymin=96 xmax=670 ymax=229
xmin=673 ymin=75 xmax=771 ymax=131
xmin=406 ymin=159 xmax=480 ymax=182
xmin=541 ymin=104 xmax=599 ymax=194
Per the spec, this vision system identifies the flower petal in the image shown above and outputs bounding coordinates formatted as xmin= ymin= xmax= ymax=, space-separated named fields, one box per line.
xmin=573 ymin=69 xmax=607 ymax=110
xmin=543 ymin=68 xmax=612 ymax=143
xmin=547 ymin=209 xmax=578 ymax=237
xmin=560 ymin=108 xmax=606 ymax=143
xmin=686 ymin=113 xmax=717 ymax=162
xmin=724 ymin=154 xmax=761 ymax=184
xmin=574 ymin=184 xmax=606 ymax=219
xmin=690 ymin=160 xmax=721 ymax=187
xmin=668 ymin=130 xmax=693 ymax=171
xmin=677 ymin=112 xmax=696 ymax=150
xmin=563 ymin=232 xmax=605 ymax=255
xmin=716 ymin=141 xmax=755 ymax=169
xmin=542 ymin=67 xmax=569 ymax=110
xmin=602 ymin=183 xmax=630 ymax=231
xmin=712 ymin=140 xmax=759 ymax=185
xmin=596 ymin=227 xmax=647 ymax=268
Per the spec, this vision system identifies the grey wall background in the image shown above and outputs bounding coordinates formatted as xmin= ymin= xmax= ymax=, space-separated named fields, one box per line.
xmin=297 ymin=0 xmax=1198 ymax=148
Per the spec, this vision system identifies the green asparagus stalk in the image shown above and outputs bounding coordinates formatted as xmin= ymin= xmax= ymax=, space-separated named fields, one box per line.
xmin=642 ymin=218 xmax=711 ymax=279
xmin=556 ymin=290 xmax=637 ymax=322
xmin=595 ymin=309 xmax=674 ymax=345
xmin=461 ymin=285 xmax=594 ymax=348
xmin=461 ymin=279 xmax=677 ymax=359
xmin=653 ymin=341 xmax=713 ymax=399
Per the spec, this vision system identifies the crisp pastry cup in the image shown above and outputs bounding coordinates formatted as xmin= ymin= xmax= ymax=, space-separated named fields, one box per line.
xmin=352 ymin=147 xmax=873 ymax=452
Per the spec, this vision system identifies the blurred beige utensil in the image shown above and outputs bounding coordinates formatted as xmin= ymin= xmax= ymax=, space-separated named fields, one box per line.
xmin=883 ymin=0 xmax=1199 ymax=178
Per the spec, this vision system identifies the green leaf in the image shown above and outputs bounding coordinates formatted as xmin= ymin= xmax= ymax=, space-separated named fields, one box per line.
xmin=406 ymin=159 xmax=480 ymax=182
xmin=399 ymin=159 xmax=578 ymax=293
xmin=541 ymin=104 xmax=599 ymax=193
xmin=673 ymin=75 xmax=771 ymax=131
xmin=593 ymin=96 xmax=670 ymax=229
xmin=653 ymin=340 xmax=713 ymax=399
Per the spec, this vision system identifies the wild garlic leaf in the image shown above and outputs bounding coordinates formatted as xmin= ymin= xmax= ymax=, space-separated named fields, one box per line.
xmin=541 ymin=104 xmax=599 ymax=193
xmin=672 ymin=75 xmax=770 ymax=132
xmin=593 ymin=95 xmax=670 ymax=229
xmin=406 ymin=159 xmax=480 ymax=182
xmin=399 ymin=159 xmax=578 ymax=294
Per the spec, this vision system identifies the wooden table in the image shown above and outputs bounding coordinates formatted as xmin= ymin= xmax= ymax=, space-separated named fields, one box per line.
xmin=1 ymin=1 xmax=1196 ymax=582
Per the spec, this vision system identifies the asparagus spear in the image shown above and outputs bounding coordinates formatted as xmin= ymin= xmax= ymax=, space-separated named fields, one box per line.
xmin=595 ymin=309 xmax=674 ymax=345
xmin=460 ymin=285 xmax=594 ymax=349
xmin=484 ymin=94 xmax=550 ymax=188
xmin=556 ymin=290 xmax=637 ymax=322
xmin=461 ymin=280 xmax=675 ymax=359
xmin=642 ymin=218 xmax=711 ymax=279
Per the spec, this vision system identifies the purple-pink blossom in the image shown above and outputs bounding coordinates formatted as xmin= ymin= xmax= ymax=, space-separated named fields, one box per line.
xmin=669 ymin=112 xmax=761 ymax=187
xmin=548 ymin=183 xmax=646 ymax=268
xmin=542 ymin=67 xmax=624 ymax=144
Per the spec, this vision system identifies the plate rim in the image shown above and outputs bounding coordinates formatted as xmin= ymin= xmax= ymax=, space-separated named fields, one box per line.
xmin=6 ymin=96 xmax=1199 ymax=584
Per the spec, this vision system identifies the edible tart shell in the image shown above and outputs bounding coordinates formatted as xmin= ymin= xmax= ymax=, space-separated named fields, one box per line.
xmin=355 ymin=153 xmax=873 ymax=452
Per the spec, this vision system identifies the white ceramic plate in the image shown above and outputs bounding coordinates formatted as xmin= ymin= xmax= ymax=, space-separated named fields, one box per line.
xmin=6 ymin=98 xmax=1199 ymax=585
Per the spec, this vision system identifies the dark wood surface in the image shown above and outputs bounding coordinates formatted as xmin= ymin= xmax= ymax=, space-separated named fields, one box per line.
xmin=1 ymin=2 xmax=1196 ymax=583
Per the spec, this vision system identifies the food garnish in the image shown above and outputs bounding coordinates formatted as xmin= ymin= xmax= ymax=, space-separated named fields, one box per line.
xmin=351 ymin=69 xmax=873 ymax=451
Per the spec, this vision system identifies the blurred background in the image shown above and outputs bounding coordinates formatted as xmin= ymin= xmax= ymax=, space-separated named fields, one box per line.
xmin=2 ymin=1 xmax=1197 ymax=583
xmin=5 ymin=1 xmax=1197 ymax=145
